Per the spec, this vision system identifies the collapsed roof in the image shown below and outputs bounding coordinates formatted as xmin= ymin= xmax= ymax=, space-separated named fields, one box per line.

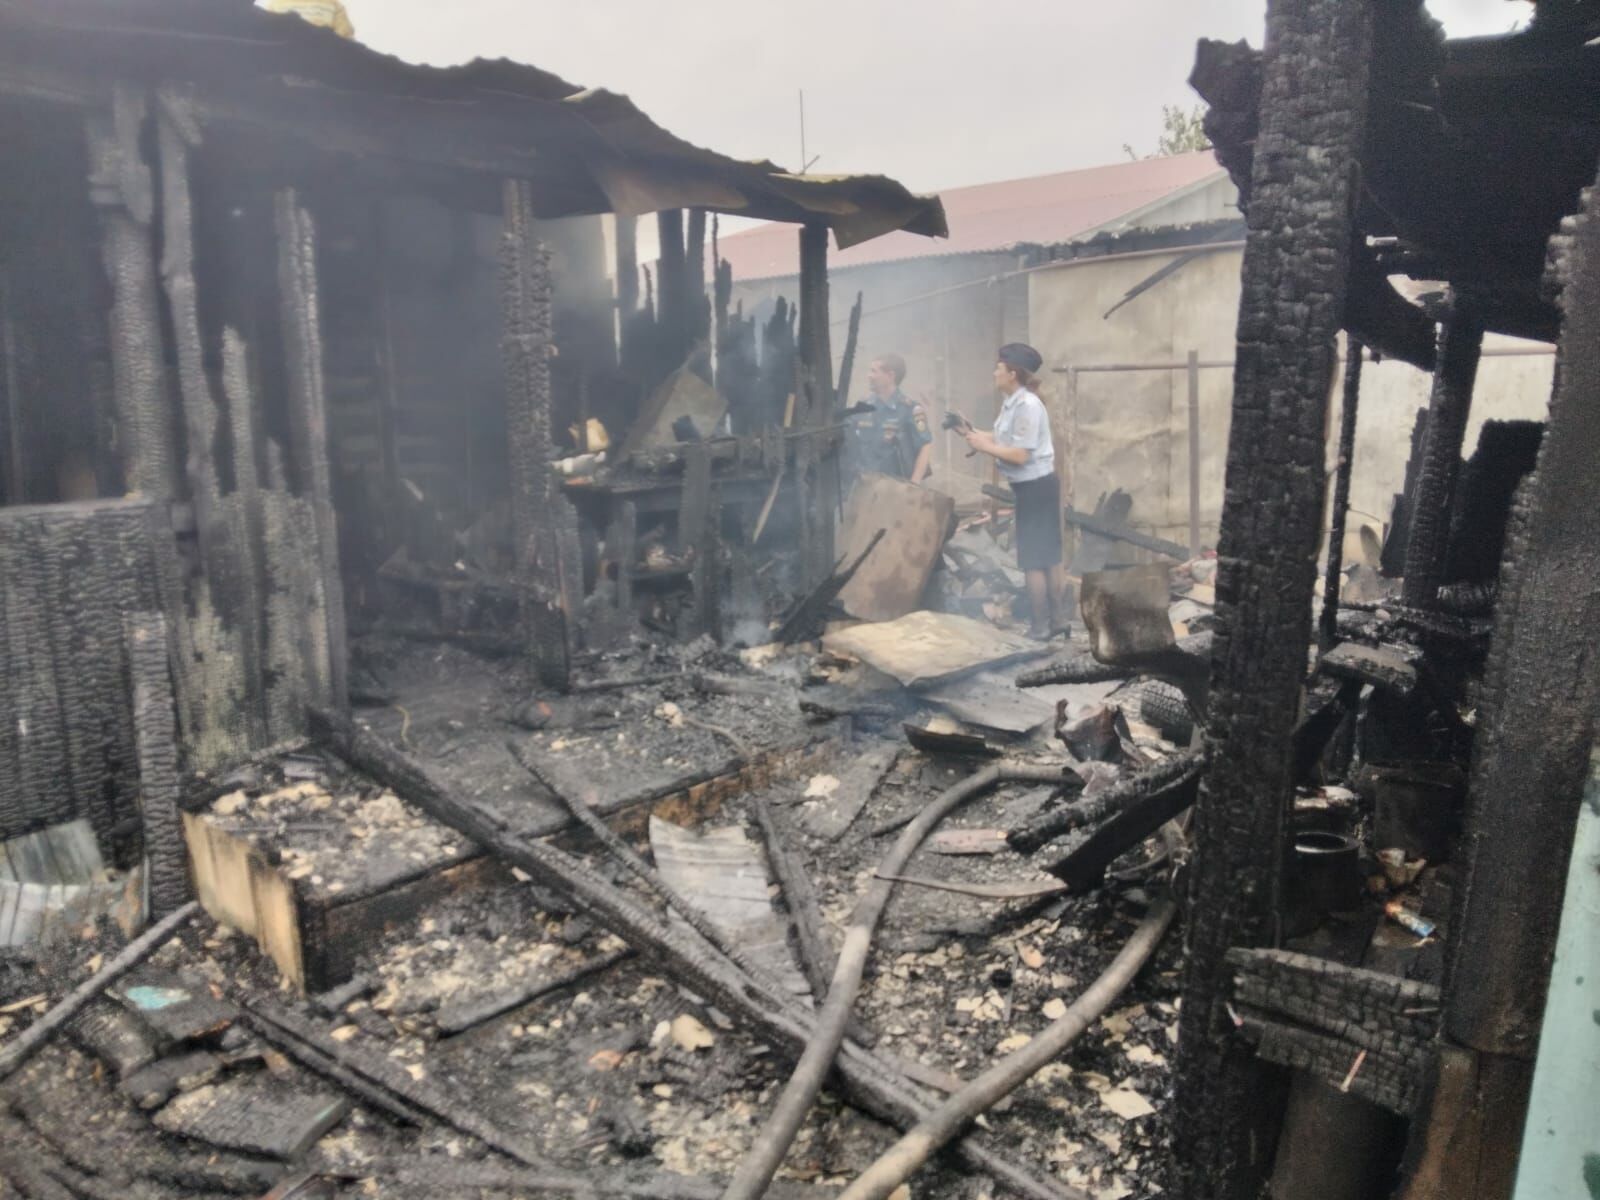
xmin=0 ymin=0 xmax=948 ymax=247
xmin=1192 ymin=2 xmax=1600 ymax=366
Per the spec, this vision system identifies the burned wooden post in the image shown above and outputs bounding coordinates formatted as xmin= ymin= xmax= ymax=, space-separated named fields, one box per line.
xmin=220 ymin=329 xmax=271 ymax=748
xmin=835 ymin=290 xmax=863 ymax=411
xmin=1318 ymin=341 xmax=1364 ymax=651
xmin=1172 ymin=3 xmax=1377 ymax=1197
xmin=275 ymin=188 xmax=349 ymax=714
xmin=797 ymin=221 xmax=835 ymax=585
xmin=1399 ymin=181 xmax=1600 ymax=1200
xmin=85 ymin=85 xmax=177 ymax=499
xmin=153 ymin=93 xmax=223 ymax=566
xmin=1401 ymin=296 xmax=1484 ymax=608
xmin=614 ymin=213 xmax=639 ymax=317
xmin=127 ymin=613 xmax=188 ymax=918
xmin=501 ymin=180 xmax=574 ymax=689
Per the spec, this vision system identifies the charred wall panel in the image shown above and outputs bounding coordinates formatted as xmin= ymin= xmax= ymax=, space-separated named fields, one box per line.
xmin=0 ymin=500 xmax=176 ymax=846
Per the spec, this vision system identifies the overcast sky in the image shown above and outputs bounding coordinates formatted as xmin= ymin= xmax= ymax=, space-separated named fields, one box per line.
xmin=340 ymin=0 xmax=1532 ymax=195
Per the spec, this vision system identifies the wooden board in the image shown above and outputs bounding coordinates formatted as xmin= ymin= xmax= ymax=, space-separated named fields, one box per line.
xmin=921 ymin=669 xmax=1059 ymax=735
xmin=649 ymin=816 xmax=810 ymax=1000
xmin=836 ymin=474 xmax=955 ymax=622
xmin=798 ymin=744 xmax=899 ymax=841
xmin=822 ymin=610 xmax=1048 ymax=689
xmin=183 ymin=811 xmax=306 ymax=990
xmin=152 ymin=1074 xmax=348 ymax=1160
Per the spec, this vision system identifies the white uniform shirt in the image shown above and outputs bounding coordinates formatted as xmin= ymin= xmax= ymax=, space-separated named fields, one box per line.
xmin=993 ymin=388 xmax=1054 ymax=483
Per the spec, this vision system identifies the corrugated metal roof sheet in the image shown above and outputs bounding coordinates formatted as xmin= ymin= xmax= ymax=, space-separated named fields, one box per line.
xmin=717 ymin=151 xmax=1226 ymax=280
xmin=0 ymin=0 xmax=945 ymax=245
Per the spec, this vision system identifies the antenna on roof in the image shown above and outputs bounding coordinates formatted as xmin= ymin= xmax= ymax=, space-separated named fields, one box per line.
xmin=798 ymin=89 xmax=821 ymax=174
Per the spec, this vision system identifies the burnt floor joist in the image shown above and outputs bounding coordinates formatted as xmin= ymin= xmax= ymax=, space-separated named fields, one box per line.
xmin=1172 ymin=2 xmax=1378 ymax=1197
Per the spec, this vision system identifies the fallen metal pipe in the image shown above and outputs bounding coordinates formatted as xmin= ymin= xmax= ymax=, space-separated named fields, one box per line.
xmin=0 ymin=901 xmax=201 ymax=1082
xmin=838 ymin=895 xmax=1176 ymax=1200
xmin=719 ymin=762 xmax=1066 ymax=1200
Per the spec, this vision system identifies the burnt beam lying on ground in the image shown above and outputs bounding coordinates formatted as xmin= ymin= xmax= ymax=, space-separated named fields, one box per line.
xmin=1173 ymin=2 xmax=1378 ymax=1197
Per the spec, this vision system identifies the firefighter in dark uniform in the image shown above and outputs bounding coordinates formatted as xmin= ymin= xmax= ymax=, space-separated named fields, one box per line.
xmin=846 ymin=353 xmax=933 ymax=485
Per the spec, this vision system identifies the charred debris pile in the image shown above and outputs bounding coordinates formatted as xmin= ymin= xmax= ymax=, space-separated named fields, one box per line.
xmin=5 ymin=1 xmax=1600 ymax=1199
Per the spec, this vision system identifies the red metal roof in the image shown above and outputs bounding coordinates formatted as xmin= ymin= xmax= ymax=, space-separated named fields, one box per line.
xmin=716 ymin=150 xmax=1225 ymax=280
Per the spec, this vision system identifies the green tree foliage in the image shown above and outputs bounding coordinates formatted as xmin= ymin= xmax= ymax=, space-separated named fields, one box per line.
xmin=1123 ymin=104 xmax=1211 ymax=161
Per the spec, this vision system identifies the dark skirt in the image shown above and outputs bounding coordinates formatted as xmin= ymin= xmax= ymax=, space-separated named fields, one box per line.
xmin=1011 ymin=472 xmax=1063 ymax=570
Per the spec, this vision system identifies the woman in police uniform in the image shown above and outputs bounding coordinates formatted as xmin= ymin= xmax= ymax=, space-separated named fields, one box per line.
xmin=957 ymin=343 xmax=1069 ymax=639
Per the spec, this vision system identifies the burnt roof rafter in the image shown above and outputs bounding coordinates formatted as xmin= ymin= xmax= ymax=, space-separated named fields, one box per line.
xmin=1193 ymin=1 xmax=1600 ymax=357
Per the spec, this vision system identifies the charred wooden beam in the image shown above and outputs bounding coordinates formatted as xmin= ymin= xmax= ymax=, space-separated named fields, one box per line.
xmin=1401 ymin=167 xmax=1600 ymax=1200
xmin=1241 ymin=1014 xmax=1422 ymax=1117
xmin=274 ymin=188 xmax=348 ymax=714
xmin=751 ymin=799 xmax=837 ymax=1003
xmin=1009 ymin=749 xmax=1202 ymax=857
xmin=1042 ymin=768 xmax=1200 ymax=890
xmin=153 ymin=94 xmax=223 ymax=567
xmin=220 ymin=328 xmax=271 ymax=748
xmin=615 ymin=213 xmax=639 ymax=317
xmin=1401 ymin=298 xmax=1484 ymax=608
xmin=1172 ymin=2 xmax=1378 ymax=1196
xmin=243 ymin=999 xmax=544 ymax=1164
xmin=310 ymin=709 xmax=1073 ymax=1200
xmin=501 ymin=180 xmax=574 ymax=689
xmin=798 ymin=221 xmax=837 ymax=583
xmin=679 ymin=441 xmax=719 ymax=639
xmin=0 ymin=901 xmax=201 ymax=1082
xmin=127 ymin=613 xmax=189 ymax=917
xmin=775 ymin=527 xmax=886 ymax=645
xmin=85 ymin=86 xmax=177 ymax=499
xmin=685 ymin=208 xmax=709 ymax=347
xmin=1015 ymin=646 xmax=1137 ymax=688
xmin=835 ymin=290 xmax=864 ymax=411
xmin=1229 ymin=948 xmax=1441 ymax=1116
xmin=1319 ymin=342 xmax=1364 ymax=650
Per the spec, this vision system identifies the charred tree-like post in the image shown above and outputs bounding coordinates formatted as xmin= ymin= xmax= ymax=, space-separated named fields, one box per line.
xmin=501 ymin=180 xmax=573 ymax=689
xmin=1401 ymin=298 xmax=1483 ymax=608
xmin=797 ymin=221 xmax=835 ymax=584
xmin=1319 ymin=341 xmax=1364 ymax=651
xmin=1173 ymin=3 xmax=1376 ymax=1198
xmin=1399 ymin=182 xmax=1600 ymax=1200
xmin=85 ymin=86 xmax=177 ymax=499
xmin=274 ymin=188 xmax=349 ymax=714
xmin=835 ymin=290 xmax=863 ymax=412
xmin=153 ymin=95 xmax=222 ymax=564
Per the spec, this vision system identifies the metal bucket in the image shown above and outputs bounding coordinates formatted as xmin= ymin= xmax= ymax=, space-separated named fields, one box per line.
xmin=1285 ymin=830 xmax=1362 ymax=936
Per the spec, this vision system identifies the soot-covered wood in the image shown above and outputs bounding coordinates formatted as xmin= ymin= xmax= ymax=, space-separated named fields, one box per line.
xmin=1172 ymin=2 xmax=1377 ymax=1197
xmin=1414 ymin=169 xmax=1600 ymax=1195
xmin=1400 ymin=300 xmax=1484 ymax=608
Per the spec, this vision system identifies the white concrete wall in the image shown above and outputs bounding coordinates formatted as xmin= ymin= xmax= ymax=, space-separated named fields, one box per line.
xmin=1027 ymin=246 xmax=1554 ymax=552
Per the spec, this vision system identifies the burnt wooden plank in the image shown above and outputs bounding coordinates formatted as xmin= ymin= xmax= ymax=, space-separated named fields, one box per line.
xmin=1173 ymin=1 xmax=1378 ymax=1196
xmin=798 ymin=744 xmax=899 ymax=841
xmin=152 ymin=1074 xmax=348 ymax=1161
